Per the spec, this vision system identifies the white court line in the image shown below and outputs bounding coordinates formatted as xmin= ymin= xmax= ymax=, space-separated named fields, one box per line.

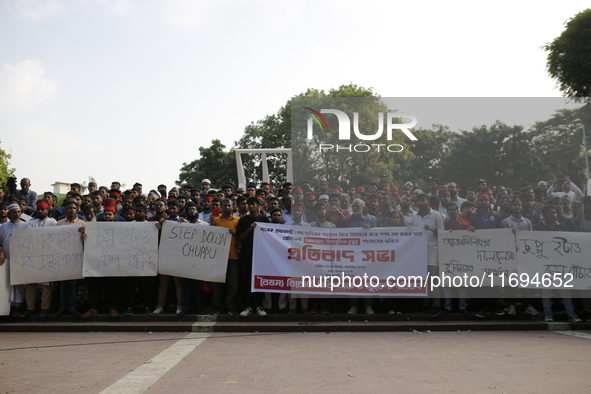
xmin=555 ymin=331 xmax=591 ymax=340
xmin=100 ymin=327 xmax=211 ymax=394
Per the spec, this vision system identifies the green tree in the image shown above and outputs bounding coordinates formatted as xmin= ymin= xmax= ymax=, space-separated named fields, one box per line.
xmin=291 ymin=91 xmax=415 ymax=187
xmin=529 ymin=107 xmax=588 ymax=186
xmin=439 ymin=122 xmax=545 ymax=189
xmin=544 ymin=9 xmax=591 ymax=100
xmin=177 ymin=140 xmax=237 ymax=189
xmin=401 ymin=125 xmax=458 ymax=186
xmin=236 ymin=83 xmax=417 ymax=189
xmin=0 ymin=140 xmax=15 ymax=187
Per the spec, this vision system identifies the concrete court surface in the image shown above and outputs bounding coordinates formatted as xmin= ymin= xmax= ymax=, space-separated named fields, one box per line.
xmin=1 ymin=330 xmax=590 ymax=393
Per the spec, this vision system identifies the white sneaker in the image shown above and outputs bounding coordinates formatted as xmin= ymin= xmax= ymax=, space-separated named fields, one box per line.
xmin=365 ymin=306 xmax=375 ymax=315
xmin=176 ymin=306 xmax=182 ymax=315
xmin=525 ymin=305 xmax=539 ymax=316
xmin=388 ymin=309 xmax=396 ymax=315
xmin=347 ymin=306 xmax=358 ymax=315
xmin=153 ymin=306 xmax=164 ymax=315
xmin=544 ymin=313 xmax=553 ymax=322
xmin=240 ymin=307 xmax=252 ymax=317
xmin=568 ymin=313 xmax=582 ymax=323
xmin=507 ymin=304 xmax=516 ymax=316
xmin=256 ymin=307 xmax=267 ymax=317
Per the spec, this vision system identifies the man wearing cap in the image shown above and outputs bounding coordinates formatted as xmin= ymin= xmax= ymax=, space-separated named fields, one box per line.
xmin=199 ymin=195 xmax=214 ymax=221
xmin=201 ymin=179 xmax=212 ymax=196
xmin=0 ymin=202 xmax=28 ymax=315
xmin=87 ymin=181 xmax=98 ymax=193
xmin=303 ymin=193 xmax=317 ymax=223
xmin=96 ymin=199 xmax=125 ymax=222
xmin=21 ymin=201 xmax=57 ymax=318
xmin=292 ymin=188 xmax=304 ymax=205
xmin=15 ymin=178 xmax=38 ymax=214
xmin=537 ymin=181 xmax=548 ymax=196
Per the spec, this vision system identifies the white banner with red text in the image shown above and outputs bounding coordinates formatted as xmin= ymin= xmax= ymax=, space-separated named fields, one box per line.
xmin=252 ymin=223 xmax=429 ymax=296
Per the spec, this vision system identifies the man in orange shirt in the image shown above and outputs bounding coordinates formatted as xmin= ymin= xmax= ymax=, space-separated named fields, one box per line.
xmin=211 ymin=198 xmax=240 ymax=315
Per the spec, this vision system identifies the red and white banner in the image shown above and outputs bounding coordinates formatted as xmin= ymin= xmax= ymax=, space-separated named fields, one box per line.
xmin=252 ymin=223 xmax=429 ymax=296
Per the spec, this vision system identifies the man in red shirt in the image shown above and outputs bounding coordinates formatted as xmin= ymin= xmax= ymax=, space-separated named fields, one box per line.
xmin=444 ymin=203 xmax=469 ymax=230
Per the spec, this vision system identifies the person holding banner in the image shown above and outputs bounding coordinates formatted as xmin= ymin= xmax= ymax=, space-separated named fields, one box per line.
xmin=574 ymin=196 xmax=591 ymax=321
xmin=211 ymin=199 xmax=240 ymax=315
xmin=53 ymin=200 xmax=86 ymax=318
xmin=237 ymin=196 xmax=270 ymax=317
xmin=412 ymin=194 xmax=445 ymax=317
xmin=176 ymin=202 xmax=211 ymax=316
xmin=153 ymin=200 xmax=184 ymax=315
xmin=534 ymin=205 xmax=581 ymax=323
xmin=343 ymin=198 xmax=377 ymax=315
xmin=469 ymin=193 xmax=505 ymax=318
xmin=20 ymin=201 xmax=57 ymax=318
xmin=0 ymin=203 xmax=28 ymax=316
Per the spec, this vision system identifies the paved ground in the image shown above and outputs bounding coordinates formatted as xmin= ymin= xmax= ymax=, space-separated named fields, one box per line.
xmin=1 ymin=330 xmax=590 ymax=393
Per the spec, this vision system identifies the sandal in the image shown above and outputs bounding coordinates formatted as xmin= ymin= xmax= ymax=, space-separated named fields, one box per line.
xmin=82 ymin=308 xmax=98 ymax=318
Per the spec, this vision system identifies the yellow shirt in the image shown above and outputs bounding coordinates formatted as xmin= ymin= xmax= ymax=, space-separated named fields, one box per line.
xmin=212 ymin=215 xmax=239 ymax=260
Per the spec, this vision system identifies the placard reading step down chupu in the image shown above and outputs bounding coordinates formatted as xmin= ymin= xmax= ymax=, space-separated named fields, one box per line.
xmin=158 ymin=221 xmax=232 ymax=282
xmin=83 ymin=222 xmax=159 ymax=277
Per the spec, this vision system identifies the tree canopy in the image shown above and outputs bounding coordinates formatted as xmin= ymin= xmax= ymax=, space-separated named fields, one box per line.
xmin=177 ymin=139 xmax=237 ymax=189
xmin=544 ymin=9 xmax=591 ymax=100
xmin=0 ymin=140 xmax=15 ymax=187
xmin=178 ymin=85 xmax=589 ymax=192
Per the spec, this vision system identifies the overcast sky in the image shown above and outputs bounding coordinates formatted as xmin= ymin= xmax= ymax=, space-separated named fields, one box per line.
xmin=0 ymin=0 xmax=588 ymax=193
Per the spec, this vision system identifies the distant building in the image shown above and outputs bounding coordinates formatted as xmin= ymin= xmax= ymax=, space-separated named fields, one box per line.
xmin=51 ymin=181 xmax=70 ymax=195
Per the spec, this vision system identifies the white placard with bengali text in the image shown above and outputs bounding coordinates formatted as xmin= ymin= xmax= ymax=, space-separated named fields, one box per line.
xmin=9 ymin=225 xmax=84 ymax=285
xmin=516 ymin=230 xmax=591 ymax=290
xmin=83 ymin=222 xmax=159 ymax=277
xmin=438 ymin=229 xmax=517 ymax=286
xmin=0 ymin=262 xmax=10 ymax=315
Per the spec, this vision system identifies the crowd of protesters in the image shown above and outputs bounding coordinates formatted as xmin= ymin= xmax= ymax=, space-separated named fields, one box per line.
xmin=1 ymin=175 xmax=590 ymax=323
